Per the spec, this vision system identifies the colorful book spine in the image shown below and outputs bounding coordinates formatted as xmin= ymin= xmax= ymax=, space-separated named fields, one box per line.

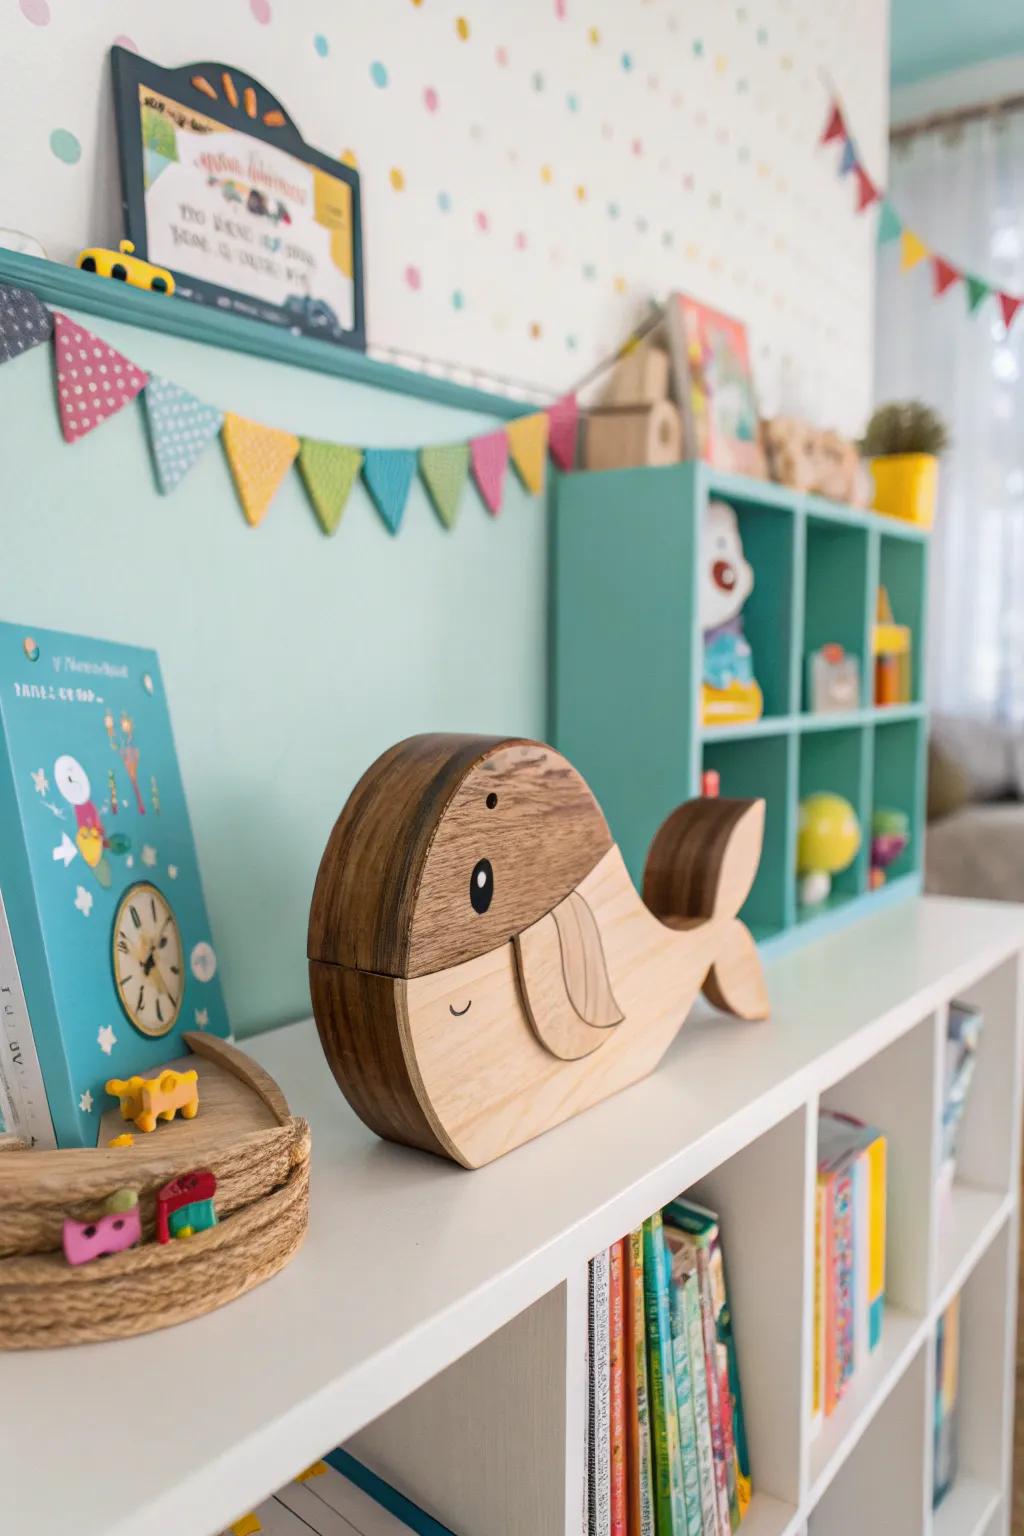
xmin=821 ymin=1171 xmax=839 ymax=1417
xmin=589 ymin=1251 xmax=612 ymax=1536
xmin=609 ymin=1240 xmax=628 ymax=1536
xmin=833 ymin=1169 xmax=856 ymax=1402
xmin=682 ymin=1267 xmax=718 ymax=1534
xmin=812 ymin=1179 xmax=824 ymax=1432
xmin=853 ymin=1152 xmax=870 ymax=1378
xmin=643 ymin=1214 xmax=688 ymax=1534
xmin=865 ymin=1134 xmax=887 ymax=1350
xmin=585 ymin=1259 xmax=593 ymax=1536
xmin=707 ymin=1227 xmax=750 ymax=1522
xmin=665 ymin=1237 xmax=707 ymax=1536
xmin=626 ymin=1229 xmax=656 ymax=1536
xmin=695 ymin=1243 xmax=733 ymax=1532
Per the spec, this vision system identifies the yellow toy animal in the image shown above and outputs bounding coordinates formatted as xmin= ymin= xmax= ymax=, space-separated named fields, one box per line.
xmin=105 ymin=1068 xmax=199 ymax=1134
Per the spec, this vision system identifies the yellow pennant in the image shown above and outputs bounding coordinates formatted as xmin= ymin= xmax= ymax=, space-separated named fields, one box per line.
xmin=900 ymin=229 xmax=929 ymax=272
xmin=506 ymin=412 xmax=550 ymax=496
xmin=222 ymin=413 xmax=300 ymax=526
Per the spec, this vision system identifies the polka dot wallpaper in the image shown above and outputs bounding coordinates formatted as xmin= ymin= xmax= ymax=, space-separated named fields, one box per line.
xmin=4 ymin=0 xmax=887 ymax=431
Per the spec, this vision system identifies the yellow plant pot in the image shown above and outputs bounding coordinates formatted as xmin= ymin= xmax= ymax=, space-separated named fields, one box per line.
xmin=870 ymin=453 xmax=938 ymax=529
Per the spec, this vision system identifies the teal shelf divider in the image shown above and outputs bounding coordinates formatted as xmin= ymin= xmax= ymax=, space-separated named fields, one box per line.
xmin=552 ymin=462 xmax=931 ymax=953
xmin=0 ymin=248 xmax=532 ymax=421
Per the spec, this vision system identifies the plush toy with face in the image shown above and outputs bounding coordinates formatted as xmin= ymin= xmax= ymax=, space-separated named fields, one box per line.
xmin=701 ymin=502 xmax=763 ymax=725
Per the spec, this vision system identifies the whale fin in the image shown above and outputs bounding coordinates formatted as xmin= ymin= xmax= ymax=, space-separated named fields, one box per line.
xmin=514 ymin=889 xmax=624 ymax=1061
xmin=643 ymin=797 xmax=769 ymax=1021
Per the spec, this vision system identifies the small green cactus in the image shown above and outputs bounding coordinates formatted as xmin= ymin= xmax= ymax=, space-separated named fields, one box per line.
xmin=861 ymin=401 xmax=949 ymax=458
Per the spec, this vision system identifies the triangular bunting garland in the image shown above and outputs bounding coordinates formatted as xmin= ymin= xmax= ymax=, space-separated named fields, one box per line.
xmin=53 ymin=313 xmax=148 ymax=444
xmin=839 ymin=139 xmax=856 ymax=177
xmin=855 ymin=166 xmax=879 ymax=213
xmin=470 ymin=430 xmax=510 ymax=517
xmin=998 ymin=293 xmax=1022 ymax=332
xmin=548 ymin=394 xmax=580 ymax=471
xmin=506 ymin=412 xmax=549 ymax=496
xmin=298 ymin=438 xmax=363 ymax=535
xmin=420 ymin=443 xmax=470 ymax=529
xmin=877 ymin=201 xmax=902 ymax=246
xmin=932 ymin=257 xmax=960 ymax=299
xmin=143 ymin=375 xmax=223 ymax=495
xmin=900 ymin=229 xmax=929 ymax=272
xmin=0 ymin=282 xmax=52 ymax=364
xmin=966 ymin=274 xmax=992 ymax=314
xmin=821 ymin=103 xmax=845 ymax=145
xmin=363 ymin=448 xmax=417 ymax=535
xmin=221 ymin=412 xmax=299 ymax=526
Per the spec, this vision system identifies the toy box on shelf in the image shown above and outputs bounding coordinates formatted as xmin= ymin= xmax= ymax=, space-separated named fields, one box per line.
xmin=552 ymin=460 xmax=929 ymax=954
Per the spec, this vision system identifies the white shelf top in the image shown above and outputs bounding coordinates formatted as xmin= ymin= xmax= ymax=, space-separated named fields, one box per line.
xmin=3 ymin=895 xmax=1023 ymax=1536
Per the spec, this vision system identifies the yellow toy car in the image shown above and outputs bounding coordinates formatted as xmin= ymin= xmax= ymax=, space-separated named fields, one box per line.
xmin=76 ymin=239 xmax=175 ymax=295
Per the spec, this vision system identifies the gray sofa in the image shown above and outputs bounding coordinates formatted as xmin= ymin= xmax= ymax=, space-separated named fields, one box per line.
xmin=925 ymin=715 xmax=1024 ymax=902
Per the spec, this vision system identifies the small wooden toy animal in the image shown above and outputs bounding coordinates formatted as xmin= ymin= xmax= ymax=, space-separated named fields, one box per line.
xmin=62 ymin=1188 xmax=141 ymax=1266
xmin=309 ymin=735 xmax=769 ymax=1169
xmin=155 ymin=1168 xmax=217 ymax=1242
xmin=105 ymin=1067 xmax=199 ymax=1134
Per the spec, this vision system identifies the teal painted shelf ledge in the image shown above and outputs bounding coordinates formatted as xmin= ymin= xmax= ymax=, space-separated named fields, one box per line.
xmin=552 ymin=461 xmax=930 ymax=954
xmin=0 ymin=249 xmax=532 ymax=420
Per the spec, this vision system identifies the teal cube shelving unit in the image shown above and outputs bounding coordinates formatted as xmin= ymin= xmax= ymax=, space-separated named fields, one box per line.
xmin=551 ymin=462 xmax=929 ymax=953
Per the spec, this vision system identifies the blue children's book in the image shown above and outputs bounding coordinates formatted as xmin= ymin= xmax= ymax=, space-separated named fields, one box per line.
xmin=0 ymin=621 xmax=229 ymax=1148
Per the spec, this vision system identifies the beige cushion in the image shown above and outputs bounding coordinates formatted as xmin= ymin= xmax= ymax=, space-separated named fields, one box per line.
xmin=930 ymin=714 xmax=1017 ymax=804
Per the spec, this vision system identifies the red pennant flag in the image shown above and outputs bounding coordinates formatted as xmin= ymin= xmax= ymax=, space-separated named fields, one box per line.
xmin=932 ymin=257 xmax=960 ymax=298
xmin=53 ymin=313 xmax=148 ymax=444
xmin=998 ymin=292 xmax=1022 ymax=331
xmin=548 ymin=394 xmax=579 ymax=471
xmin=821 ymin=103 xmax=845 ymax=145
xmin=855 ymin=167 xmax=879 ymax=212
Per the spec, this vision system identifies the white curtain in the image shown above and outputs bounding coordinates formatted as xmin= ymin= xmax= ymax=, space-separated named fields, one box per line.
xmin=875 ymin=110 xmax=1024 ymax=722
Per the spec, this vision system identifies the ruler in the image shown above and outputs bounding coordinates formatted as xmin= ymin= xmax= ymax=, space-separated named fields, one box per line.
xmin=0 ymin=887 xmax=56 ymax=1147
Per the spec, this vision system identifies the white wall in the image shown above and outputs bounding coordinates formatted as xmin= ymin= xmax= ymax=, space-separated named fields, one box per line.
xmin=3 ymin=0 xmax=889 ymax=433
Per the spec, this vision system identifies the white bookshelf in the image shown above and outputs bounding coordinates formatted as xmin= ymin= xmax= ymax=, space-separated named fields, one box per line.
xmin=2 ymin=896 xmax=1022 ymax=1536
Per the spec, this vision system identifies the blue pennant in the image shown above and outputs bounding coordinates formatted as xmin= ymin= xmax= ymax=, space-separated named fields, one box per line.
xmin=363 ymin=448 xmax=417 ymax=535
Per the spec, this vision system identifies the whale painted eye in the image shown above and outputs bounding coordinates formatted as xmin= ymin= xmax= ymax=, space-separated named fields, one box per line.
xmin=470 ymin=857 xmax=493 ymax=914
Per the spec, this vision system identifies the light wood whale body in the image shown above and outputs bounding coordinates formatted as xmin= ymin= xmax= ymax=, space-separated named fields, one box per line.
xmin=308 ymin=735 xmax=769 ymax=1168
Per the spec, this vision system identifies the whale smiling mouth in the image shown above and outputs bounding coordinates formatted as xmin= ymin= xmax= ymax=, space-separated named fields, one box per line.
xmin=449 ymin=999 xmax=472 ymax=1017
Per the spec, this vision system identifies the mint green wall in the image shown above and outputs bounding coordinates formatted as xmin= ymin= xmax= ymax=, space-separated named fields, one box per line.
xmin=0 ymin=316 xmax=547 ymax=1036
xmin=891 ymin=0 xmax=1024 ymax=85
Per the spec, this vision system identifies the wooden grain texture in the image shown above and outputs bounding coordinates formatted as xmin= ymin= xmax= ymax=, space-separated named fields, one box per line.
xmin=183 ymin=1031 xmax=292 ymax=1125
xmin=309 ymin=736 xmax=769 ymax=1167
xmin=308 ymin=735 xmax=612 ymax=978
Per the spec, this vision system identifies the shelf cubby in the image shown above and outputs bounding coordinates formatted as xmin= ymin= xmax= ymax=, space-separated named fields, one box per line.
xmin=802 ymin=515 xmax=872 ymax=711
xmin=552 ymin=462 xmax=929 ymax=953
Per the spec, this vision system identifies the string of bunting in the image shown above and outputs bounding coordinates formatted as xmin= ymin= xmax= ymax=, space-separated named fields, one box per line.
xmin=0 ymin=279 xmax=581 ymax=535
xmin=821 ymin=97 xmax=1024 ymax=332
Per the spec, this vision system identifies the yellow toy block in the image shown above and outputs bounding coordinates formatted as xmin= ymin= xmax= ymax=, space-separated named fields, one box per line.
xmin=105 ymin=1068 xmax=199 ymax=1134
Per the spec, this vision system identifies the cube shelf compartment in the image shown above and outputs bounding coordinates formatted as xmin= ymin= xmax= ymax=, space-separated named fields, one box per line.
xmin=552 ymin=461 xmax=930 ymax=953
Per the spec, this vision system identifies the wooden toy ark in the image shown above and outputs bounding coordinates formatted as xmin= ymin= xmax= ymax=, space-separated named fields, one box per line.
xmin=308 ymin=735 xmax=769 ymax=1169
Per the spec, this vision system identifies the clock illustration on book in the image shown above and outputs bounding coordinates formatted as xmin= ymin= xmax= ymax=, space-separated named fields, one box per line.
xmin=111 ymin=881 xmax=183 ymax=1038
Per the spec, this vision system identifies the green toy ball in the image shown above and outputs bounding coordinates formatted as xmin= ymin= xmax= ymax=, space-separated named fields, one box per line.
xmin=797 ymin=792 xmax=861 ymax=906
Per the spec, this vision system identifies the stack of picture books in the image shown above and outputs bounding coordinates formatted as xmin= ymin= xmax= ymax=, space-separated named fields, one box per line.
xmin=221 ymin=1450 xmax=455 ymax=1535
xmin=812 ymin=1111 xmax=888 ymax=1429
xmin=587 ymin=1197 xmax=750 ymax=1535
xmin=933 ymin=1292 xmax=961 ymax=1508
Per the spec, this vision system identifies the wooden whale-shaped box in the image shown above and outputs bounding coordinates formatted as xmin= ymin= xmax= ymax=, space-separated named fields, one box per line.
xmin=308 ymin=735 xmax=769 ymax=1168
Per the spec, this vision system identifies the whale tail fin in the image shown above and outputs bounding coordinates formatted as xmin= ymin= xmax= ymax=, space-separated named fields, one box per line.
xmin=642 ymin=797 xmax=769 ymax=1021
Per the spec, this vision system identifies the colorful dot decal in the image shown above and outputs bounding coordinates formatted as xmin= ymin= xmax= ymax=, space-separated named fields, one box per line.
xmin=438 ymin=190 xmax=451 ymax=211
xmin=496 ymin=44 xmax=509 ymax=65
xmin=390 ymin=167 xmax=406 ymax=191
xmin=532 ymin=71 xmax=545 ymax=91
xmin=424 ymin=86 xmax=439 ymax=112
xmin=588 ymin=26 xmax=600 ymax=44
xmin=452 ymin=290 xmax=465 ymax=310
xmin=370 ymin=60 xmax=388 ymax=87
xmin=529 ymin=321 xmax=542 ymax=338
xmin=341 ymin=149 xmax=359 ymax=168
xmin=515 ymin=231 xmax=528 ymax=250
xmin=621 ymin=53 xmax=633 ymax=70
xmin=49 ymin=129 xmax=81 ymax=165
xmin=19 ymin=0 xmax=49 ymax=23
xmin=455 ymin=16 xmax=470 ymax=40
xmin=607 ymin=202 xmax=619 ymax=219
xmin=540 ymin=164 xmax=553 ymax=184
xmin=567 ymin=93 xmax=579 ymax=112
xmin=250 ymin=0 xmax=272 ymax=22
xmin=475 ymin=210 xmax=489 ymax=232
xmin=314 ymin=34 xmax=329 ymax=56
xmin=575 ymin=184 xmax=587 ymax=202
xmin=404 ymin=265 xmax=421 ymax=290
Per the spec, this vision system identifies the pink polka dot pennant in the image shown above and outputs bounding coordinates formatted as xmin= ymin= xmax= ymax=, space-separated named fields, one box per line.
xmin=52 ymin=313 xmax=148 ymax=444
xmin=470 ymin=429 xmax=509 ymax=517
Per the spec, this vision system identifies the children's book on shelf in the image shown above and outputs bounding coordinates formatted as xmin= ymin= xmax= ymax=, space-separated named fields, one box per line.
xmin=663 ymin=293 xmax=767 ymax=478
xmin=815 ymin=1111 xmax=887 ymax=1426
xmin=938 ymin=1001 xmax=983 ymax=1216
xmin=589 ymin=1200 xmax=750 ymax=1533
xmin=222 ymin=1452 xmax=456 ymax=1536
xmin=933 ymin=1293 xmax=961 ymax=1508
xmin=0 ymin=621 xmax=229 ymax=1148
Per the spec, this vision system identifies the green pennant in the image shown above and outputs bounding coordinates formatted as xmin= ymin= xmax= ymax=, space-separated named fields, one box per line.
xmin=876 ymin=200 xmax=902 ymax=246
xmin=420 ymin=443 xmax=470 ymax=530
xmin=965 ymin=274 xmax=991 ymax=314
xmin=298 ymin=439 xmax=363 ymax=535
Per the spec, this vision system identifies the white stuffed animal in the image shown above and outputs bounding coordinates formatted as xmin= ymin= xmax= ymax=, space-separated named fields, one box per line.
xmin=702 ymin=499 xmax=754 ymax=633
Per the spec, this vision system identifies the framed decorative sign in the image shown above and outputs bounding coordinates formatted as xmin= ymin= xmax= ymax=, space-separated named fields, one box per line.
xmin=111 ymin=48 xmax=365 ymax=351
